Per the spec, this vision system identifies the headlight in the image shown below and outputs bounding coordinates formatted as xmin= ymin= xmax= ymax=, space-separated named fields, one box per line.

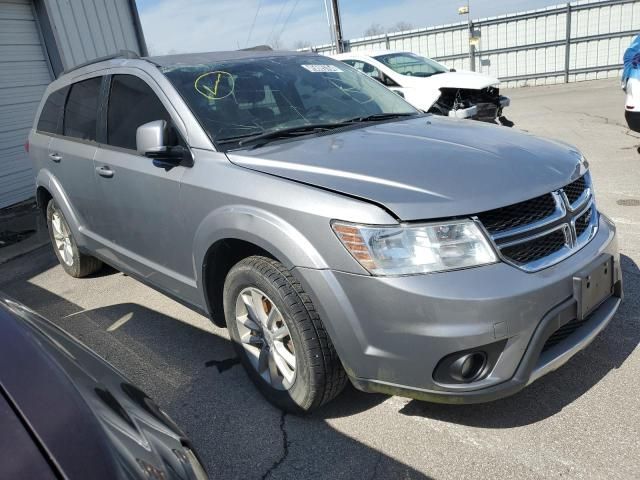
xmin=332 ymin=220 xmax=497 ymax=275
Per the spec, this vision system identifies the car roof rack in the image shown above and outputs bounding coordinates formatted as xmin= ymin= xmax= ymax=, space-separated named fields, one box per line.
xmin=62 ymin=50 xmax=141 ymax=75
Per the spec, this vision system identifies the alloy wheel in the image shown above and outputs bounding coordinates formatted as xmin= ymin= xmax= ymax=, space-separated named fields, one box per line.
xmin=51 ymin=208 xmax=74 ymax=267
xmin=235 ymin=287 xmax=296 ymax=390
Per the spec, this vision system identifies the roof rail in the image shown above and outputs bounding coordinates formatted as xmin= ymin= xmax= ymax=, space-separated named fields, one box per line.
xmin=62 ymin=50 xmax=141 ymax=75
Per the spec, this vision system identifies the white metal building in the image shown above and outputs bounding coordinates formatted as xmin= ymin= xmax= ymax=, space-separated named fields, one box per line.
xmin=0 ymin=0 xmax=147 ymax=208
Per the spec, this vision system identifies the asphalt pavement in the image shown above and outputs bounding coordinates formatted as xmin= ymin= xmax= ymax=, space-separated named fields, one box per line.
xmin=0 ymin=77 xmax=638 ymax=479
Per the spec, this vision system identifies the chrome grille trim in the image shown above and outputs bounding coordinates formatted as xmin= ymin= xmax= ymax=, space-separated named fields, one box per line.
xmin=491 ymin=193 xmax=566 ymax=241
xmin=476 ymin=173 xmax=598 ymax=273
xmin=496 ymin=221 xmax=569 ymax=249
xmin=562 ymin=186 xmax=591 ymax=212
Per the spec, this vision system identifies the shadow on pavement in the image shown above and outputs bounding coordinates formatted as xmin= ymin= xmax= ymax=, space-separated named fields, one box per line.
xmin=0 ymin=249 xmax=430 ymax=480
xmin=399 ymin=254 xmax=640 ymax=428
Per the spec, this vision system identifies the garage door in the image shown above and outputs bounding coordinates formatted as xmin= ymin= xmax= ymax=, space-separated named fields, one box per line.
xmin=0 ymin=0 xmax=53 ymax=208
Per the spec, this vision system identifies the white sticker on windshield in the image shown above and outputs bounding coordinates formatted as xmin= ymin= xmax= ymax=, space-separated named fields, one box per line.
xmin=301 ymin=64 xmax=343 ymax=73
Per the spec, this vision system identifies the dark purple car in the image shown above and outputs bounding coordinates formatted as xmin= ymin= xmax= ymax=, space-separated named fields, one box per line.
xmin=0 ymin=295 xmax=208 ymax=480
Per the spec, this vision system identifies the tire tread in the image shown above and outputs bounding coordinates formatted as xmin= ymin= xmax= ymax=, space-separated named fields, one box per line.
xmin=232 ymin=255 xmax=347 ymax=410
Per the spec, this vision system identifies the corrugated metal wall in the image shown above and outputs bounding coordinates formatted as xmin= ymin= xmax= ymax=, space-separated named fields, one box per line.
xmin=0 ymin=0 xmax=53 ymax=208
xmin=43 ymin=0 xmax=144 ymax=71
xmin=312 ymin=0 xmax=640 ymax=88
xmin=0 ymin=0 xmax=145 ymax=209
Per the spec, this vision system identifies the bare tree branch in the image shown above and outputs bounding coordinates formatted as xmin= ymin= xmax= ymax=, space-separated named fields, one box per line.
xmin=364 ymin=23 xmax=385 ymax=37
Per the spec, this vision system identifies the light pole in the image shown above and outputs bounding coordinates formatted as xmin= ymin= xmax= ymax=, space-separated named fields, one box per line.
xmin=458 ymin=1 xmax=475 ymax=71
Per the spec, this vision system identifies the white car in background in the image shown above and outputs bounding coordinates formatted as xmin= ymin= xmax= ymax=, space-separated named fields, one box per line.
xmin=333 ymin=50 xmax=511 ymax=124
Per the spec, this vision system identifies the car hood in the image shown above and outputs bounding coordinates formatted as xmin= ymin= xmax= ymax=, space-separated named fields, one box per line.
xmin=401 ymin=70 xmax=500 ymax=90
xmin=227 ymin=116 xmax=586 ymax=221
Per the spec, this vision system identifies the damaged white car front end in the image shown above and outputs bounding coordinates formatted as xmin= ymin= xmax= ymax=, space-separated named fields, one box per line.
xmin=334 ymin=51 xmax=511 ymax=124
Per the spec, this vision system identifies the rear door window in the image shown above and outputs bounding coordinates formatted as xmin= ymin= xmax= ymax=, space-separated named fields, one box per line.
xmin=63 ymin=77 xmax=102 ymax=141
xmin=37 ymin=86 xmax=69 ymax=134
xmin=107 ymin=74 xmax=172 ymax=150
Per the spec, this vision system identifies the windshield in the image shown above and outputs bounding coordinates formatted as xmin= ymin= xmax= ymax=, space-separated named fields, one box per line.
xmin=374 ymin=52 xmax=449 ymax=77
xmin=161 ymin=55 xmax=417 ymax=147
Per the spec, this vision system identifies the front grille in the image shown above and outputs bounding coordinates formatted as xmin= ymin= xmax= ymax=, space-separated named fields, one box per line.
xmin=501 ymin=229 xmax=566 ymax=264
xmin=476 ymin=193 xmax=556 ymax=234
xmin=563 ymin=176 xmax=587 ymax=204
xmin=475 ymin=174 xmax=596 ymax=271
xmin=541 ymin=317 xmax=588 ymax=353
xmin=575 ymin=207 xmax=592 ymax=237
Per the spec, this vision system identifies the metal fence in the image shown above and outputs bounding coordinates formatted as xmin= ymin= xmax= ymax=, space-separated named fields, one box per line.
xmin=309 ymin=0 xmax=640 ymax=87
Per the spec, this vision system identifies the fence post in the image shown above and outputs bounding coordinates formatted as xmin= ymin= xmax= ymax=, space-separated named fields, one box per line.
xmin=385 ymin=34 xmax=390 ymax=50
xmin=564 ymin=2 xmax=572 ymax=83
xmin=470 ymin=44 xmax=477 ymax=71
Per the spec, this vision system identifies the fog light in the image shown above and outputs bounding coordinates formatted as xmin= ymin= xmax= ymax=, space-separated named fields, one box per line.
xmin=432 ymin=340 xmax=506 ymax=385
xmin=450 ymin=352 xmax=487 ymax=382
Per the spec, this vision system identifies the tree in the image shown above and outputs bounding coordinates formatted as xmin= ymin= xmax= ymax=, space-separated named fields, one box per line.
xmin=364 ymin=23 xmax=385 ymax=37
xmin=270 ymin=37 xmax=285 ymax=50
xmin=388 ymin=21 xmax=414 ymax=33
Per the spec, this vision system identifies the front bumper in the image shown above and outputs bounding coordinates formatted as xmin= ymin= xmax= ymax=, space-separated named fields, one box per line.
xmin=294 ymin=214 xmax=622 ymax=404
xmin=625 ymin=110 xmax=640 ymax=133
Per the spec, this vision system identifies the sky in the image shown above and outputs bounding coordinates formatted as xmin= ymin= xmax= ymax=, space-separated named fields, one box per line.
xmin=136 ymin=0 xmax=565 ymax=55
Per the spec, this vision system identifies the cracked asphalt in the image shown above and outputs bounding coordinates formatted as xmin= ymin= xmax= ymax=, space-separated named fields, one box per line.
xmin=1 ymin=78 xmax=639 ymax=479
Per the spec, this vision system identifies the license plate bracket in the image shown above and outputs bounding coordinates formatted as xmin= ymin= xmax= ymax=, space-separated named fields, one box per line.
xmin=573 ymin=254 xmax=614 ymax=321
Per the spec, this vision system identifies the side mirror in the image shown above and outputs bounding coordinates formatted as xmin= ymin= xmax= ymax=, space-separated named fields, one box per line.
xmin=449 ymin=68 xmax=457 ymax=72
xmin=136 ymin=120 xmax=193 ymax=170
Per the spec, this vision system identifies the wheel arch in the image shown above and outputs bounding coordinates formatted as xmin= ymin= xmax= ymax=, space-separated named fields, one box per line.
xmin=34 ymin=170 xmax=84 ymax=242
xmin=36 ymin=185 xmax=52 ymax=220
xmin=194 ymin=205 xmax=329 ymax=327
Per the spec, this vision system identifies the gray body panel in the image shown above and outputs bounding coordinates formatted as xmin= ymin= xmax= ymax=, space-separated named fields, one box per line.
xmin=228 ymin=116 xmax=586 ymax=220
xmin=28 ymin=53 xmax=621 ymax=404
xmin=295 ymin=214 xmax=620 ymax=397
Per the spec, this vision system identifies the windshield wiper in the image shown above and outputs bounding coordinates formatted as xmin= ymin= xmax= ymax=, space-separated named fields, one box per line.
xmin=341 ymin=112 xmax=419 ymax=123
xmin=229 ymin=123 xmax=347 ymax=149
xmin=218 ymin=114 xmax=419 ymax=149
xmin=216 ymin=131 xmax=265 ymax=145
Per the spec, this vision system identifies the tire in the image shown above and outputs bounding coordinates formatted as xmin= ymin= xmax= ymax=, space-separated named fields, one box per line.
xmin=223 ymin=255 xmax=347 ymax=413
xmin=46 ymin=200 xmax=102 ymax=278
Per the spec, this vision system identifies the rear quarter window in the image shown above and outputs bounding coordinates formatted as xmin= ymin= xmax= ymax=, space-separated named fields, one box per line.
xmin=37 ymin=86 xmax=69 ymax=134
xmin=63 ymin=77 xmax=102 ymax=141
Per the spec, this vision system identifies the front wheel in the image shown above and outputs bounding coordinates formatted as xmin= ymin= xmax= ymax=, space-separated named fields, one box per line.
xmin=223 ymin=256 xmax=347 ymax=413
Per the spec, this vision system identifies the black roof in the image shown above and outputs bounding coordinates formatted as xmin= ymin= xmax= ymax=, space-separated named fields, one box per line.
xmin=146 ymin=49 xmax=314 ymax=68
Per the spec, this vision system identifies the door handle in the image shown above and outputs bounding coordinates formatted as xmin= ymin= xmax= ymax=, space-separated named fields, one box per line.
xmin=49 ymin=153 xmax=62 ymax=162
xmin=96 ymin=166 xmax=114 ymax=178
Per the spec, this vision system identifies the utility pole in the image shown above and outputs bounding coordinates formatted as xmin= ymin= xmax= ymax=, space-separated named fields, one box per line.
xmin=329 ymin=0 xmax=344 ymax=53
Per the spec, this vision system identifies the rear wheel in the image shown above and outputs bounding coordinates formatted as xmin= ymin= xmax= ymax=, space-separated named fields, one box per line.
xmin=223 ymin=256 xmax=347 ymax=413
xmin=46 ymin=200 xmax=102 ymax=278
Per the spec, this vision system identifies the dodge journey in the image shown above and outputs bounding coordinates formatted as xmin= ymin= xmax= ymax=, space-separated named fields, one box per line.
xmin=29 ymin=50 xmax=622 ymax=413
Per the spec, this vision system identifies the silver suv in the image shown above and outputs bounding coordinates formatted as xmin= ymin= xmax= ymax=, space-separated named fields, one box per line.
xmin=29 ymin=50 xmax=622 ymax=413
